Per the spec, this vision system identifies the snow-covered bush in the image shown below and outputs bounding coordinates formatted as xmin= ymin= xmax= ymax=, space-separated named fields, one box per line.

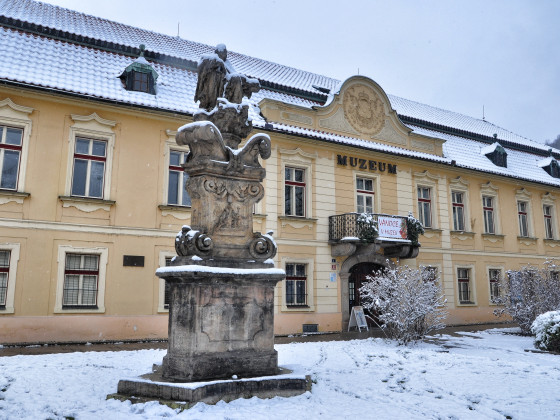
xmin=359 ymin=264 xmax=447 ymax=345
xmin=357 ymin=213 xmax=378 ymax=243
xmin=406 ymin=212 xmax=424 ymax=246
xmin=493 ymin=261 xmax=560 ymax=334
xmin=531 ymin=310 xmax=560 ymax=352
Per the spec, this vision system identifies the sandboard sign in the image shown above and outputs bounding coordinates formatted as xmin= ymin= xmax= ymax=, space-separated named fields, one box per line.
xmin=348 ymin=306 xmax=369 ymax=332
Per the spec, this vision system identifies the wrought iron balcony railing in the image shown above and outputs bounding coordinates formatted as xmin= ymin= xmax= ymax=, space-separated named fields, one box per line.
xmin=328 ymin=212 xmax=410 ymax=243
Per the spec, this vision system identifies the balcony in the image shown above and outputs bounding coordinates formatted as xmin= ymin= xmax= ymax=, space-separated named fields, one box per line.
xmin=328 ymin=213 xmax=420 ymax=259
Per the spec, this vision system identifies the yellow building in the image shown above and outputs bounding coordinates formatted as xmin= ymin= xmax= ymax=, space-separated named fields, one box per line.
xmin=1 ymin=0 xmax=559 ymax=343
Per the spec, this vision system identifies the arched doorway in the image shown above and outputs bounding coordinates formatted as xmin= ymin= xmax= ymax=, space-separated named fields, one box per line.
xmin=348 ymin=262 xmax=384 ymax=310
xmin=339 ymin=251 xmax=389 ymax=329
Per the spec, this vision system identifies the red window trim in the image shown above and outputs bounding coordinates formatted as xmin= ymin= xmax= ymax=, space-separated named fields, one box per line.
xmin=74 ymin=153 xmax=106 ymax=162
xmin=64 ymin=269 xmax=99 ymax=276
xmin=0 ymin=143 xmax=22 ymax=151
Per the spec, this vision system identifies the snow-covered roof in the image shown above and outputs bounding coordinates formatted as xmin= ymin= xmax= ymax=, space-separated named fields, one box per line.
xmin=0 ymin=0 xmax=558 ymax=188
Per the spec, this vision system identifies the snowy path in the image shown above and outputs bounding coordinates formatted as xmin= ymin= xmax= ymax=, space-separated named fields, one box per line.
xmin=0 ymin=329 xmax=558 ymax=419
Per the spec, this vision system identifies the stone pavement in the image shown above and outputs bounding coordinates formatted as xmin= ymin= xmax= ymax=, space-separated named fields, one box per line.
xmin=0 ymin=323 xmax=515 ymax=357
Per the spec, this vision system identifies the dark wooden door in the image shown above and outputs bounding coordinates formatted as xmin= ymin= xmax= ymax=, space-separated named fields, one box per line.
xmin=349 ymin=263 xmax=384 ymax=326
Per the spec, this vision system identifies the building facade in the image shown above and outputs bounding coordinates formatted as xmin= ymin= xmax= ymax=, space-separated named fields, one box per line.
xmin=1 ymin=0 xmax=559 ymax=344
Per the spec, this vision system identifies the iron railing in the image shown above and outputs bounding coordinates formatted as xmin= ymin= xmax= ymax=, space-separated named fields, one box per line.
xmin=328 ymin=212 xmax=409 ymax=242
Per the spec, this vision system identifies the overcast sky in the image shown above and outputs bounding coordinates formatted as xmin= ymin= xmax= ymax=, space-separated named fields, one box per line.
xmin=42 ymin=0 xmax=560 ymax=144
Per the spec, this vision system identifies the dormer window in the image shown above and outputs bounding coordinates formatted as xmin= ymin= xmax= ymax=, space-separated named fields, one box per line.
xmin=481 ymin=142 xmax=507 ymax=168
xmin=538 ymin=153 xmax=560 ymax=179
xmin=120 ymin=44 xmax=158 ymax=95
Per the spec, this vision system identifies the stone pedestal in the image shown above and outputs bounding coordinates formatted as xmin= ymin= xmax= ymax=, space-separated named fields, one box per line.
xmin=159 ymin=266 xmax=284 ymax=381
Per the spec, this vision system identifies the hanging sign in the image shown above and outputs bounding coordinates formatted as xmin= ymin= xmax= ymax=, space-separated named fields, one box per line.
xmin=378 ymin=216 xmax=407 ymax=239
xmin=348 ymin=306 xmax=369 ymax=332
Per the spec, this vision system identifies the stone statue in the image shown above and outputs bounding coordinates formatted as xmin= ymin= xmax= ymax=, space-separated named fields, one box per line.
xmin=193 ymin=44 xmax=261 ymax=147
xmin=194 ymin=45 xmax=227 ymax=111
xmin=113 ymin=41 xmax=308 ymax=404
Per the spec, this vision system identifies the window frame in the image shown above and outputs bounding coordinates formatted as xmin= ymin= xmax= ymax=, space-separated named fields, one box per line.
xmin=0 ymin=98 xmax=33 ymax=194
xmin=285 ymin=262 xmax=308 ymax=307
xmin=166 ymin=148 xmax=191 ymax=207
xmin=284 ymin=166 xmax=307 ymax=217
xmin=157 ymin=251 xmax=176 ymax=312
xmin=70 ymin=137 xmax=108 ymax=199
xmin=280 ymin=256 xmax=314 ymax=312
xmin=480 ymin=182 xmax=500 ymax=235
xmin=456 ymin=265 xmax=476 ymax=305
xmin=64 ymin=113 xmax=116 ymax=202
xmin=62 ymin=253 xmax=100 ymax=309
xmin=517 ymin=200 xmax=530 ymax=237
xmin=0 ymin=243 xmax=20 ymax=314
xmin=488 ymin=267 xmax=503 ymax=304
xmin=279 ymin=148 xmax=315 ymax=221
xmin=355 ymin=175 xmax=377 ymax=214
xmin=482 ymin=195 xmax=496 ymax=234
xmin=451 ymin=190 xmax=466 ymax=231
xmin=543 ymin=203 xmax=555 ymax=240
xmin=55 ymin=245 xmax=108 ymax=313
xmin=417 ymin=186 xmax=433 ymax=228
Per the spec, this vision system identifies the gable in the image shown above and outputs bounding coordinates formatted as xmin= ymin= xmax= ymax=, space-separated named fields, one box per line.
xmin=259 ymin=76 xmax=445 ymax=156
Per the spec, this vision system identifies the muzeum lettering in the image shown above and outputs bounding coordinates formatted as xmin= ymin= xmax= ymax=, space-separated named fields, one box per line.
xmin=337 ymin=154 xmax=397 ymax=174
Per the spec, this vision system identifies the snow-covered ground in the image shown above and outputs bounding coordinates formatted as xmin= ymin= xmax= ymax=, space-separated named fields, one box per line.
xmin=0 ymin=329 xmax=558 ymax=419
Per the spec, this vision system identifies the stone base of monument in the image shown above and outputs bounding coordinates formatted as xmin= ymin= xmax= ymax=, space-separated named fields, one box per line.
xmin=108 ymin=366 xmax=311 ymax=409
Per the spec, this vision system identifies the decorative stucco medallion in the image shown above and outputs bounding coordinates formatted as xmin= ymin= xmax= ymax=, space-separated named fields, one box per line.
xmin=343 ymin=84 xmax=384 ymax=135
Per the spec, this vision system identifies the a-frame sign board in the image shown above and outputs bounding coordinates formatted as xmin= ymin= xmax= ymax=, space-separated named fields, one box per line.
xmin=348 ymin=306 xmax=369 ymax=332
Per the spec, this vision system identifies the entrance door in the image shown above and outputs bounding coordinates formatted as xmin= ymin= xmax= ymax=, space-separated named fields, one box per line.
xmin=349 ymin=263 xmax=384 ymax=325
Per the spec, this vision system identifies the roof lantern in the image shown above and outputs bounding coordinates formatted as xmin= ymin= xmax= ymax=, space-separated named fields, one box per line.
xmin=481 ymin=139 xmax=508 ymax=168
xmin=119 ymin=44 xmax=158 ymax=95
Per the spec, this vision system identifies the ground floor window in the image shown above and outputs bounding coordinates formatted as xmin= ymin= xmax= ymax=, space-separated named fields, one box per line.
xmin=457 ymin=268 xmax=472 ymax=304
xmin=0 ymin=250 xmax=10 ymax=307
xmin=63 ymin=253 xmax=99 ymax=308
xmin=285 ymin=263 xmax=307 ymax=306
xmin=55 ymin=245 xmax=107 ymax=313
xmin=164 ymin=257 xmax=172 ymax=309
xmin=489 ymin=269 xmax=501 ymax=303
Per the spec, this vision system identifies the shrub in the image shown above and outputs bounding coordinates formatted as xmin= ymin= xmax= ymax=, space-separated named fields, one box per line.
xmin=357 ymin=213 xmax=378 ymax=243
xmin=359 ymin=263 xmax=447 ymax=345
xmin=406 ymin=212 xmax=424 ymax=246
xmin=493 ymin=261 xmax=560 ymax=334
xmin=531 ymin=310 xmax=560 ymax=352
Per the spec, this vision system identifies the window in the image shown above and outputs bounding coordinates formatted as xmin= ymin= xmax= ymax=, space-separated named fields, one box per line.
xmin=285 ymin=263 xmax=307 ymax=306
xmin=482 ymin=195 xmax=495 ymax=234
xmin=0 ymin=243 xmax=20 ymax=313
xmin=0 ymin=98 xmax=33 ymax=194
xmin=452 ymin=191 xmax=465 ymax=231
xmin=483 ymin=143 xmax=508 ymax=168
xmin=543 ymin=204 xmax=554 ymax=239
xmin=0 ymin=125 xmax=23 ymax=190
xmin=518 ymin=201 xmax=529 ymax=237
xmin=457 ymin=268 xmax=472 ymax=303
xmin=164 ymin=257 xmax=172 ymax=309
xmin=356 ymin=177 xmax=374 ymax=213
xmin=285 ymin=167 xmax=306 ymax=217
xmin=0 ymin=250 xmax=10 ymax=308
xmin=63 ymin=253 xmax=99 ymax=308
xmin=71 ymin=137 xmax=107 ymax=198
xmin=489 ymin=269 xmax=501 ymax=303
xmin=422 ymin=266 xmax=439 ymax=282
xmin=167 ymin=150 xmax=191 ymax=206
xmin=55 ymin=245 xmax=107 ymax=313
xmin=417 ymin=186 xmax=432 ymax=228
xmin=119 ymin=46 xmax=158 ymax=95
xmin=133 ymin=71 xmax=149 ymax=93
